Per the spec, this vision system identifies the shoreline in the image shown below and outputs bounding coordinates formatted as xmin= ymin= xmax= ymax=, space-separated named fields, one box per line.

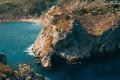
xmin=0 ymin=18 xmax=43 ymax=23
xmin=20 ymin=18 xmax=42 ymax=23
xmin=24 ymin=44 xmax=35 ymax=57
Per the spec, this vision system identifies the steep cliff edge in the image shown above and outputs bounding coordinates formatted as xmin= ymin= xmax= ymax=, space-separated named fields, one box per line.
xmin=32 ymin=2 xmax=120 ymax=68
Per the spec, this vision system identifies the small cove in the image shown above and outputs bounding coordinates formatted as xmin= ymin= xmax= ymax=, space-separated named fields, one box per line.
xmin=0 ymin=21 xmax=120 ymax=80
xmin=0 ymin=21 xmax=42 ymax=69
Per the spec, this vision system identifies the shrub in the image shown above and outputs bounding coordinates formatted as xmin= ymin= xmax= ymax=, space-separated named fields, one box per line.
xmin=73 ymin=8 xmax=87 ymax=15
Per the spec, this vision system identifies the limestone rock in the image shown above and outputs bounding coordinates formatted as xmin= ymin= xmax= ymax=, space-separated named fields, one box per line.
xmin=32 ymin=6 xmax=120 ymax=68
xmin=19 ymin=64 xmax=45 ymax=80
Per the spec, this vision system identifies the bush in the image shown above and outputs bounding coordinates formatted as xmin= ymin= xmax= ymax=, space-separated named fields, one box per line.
xmin=73 ymin=8 xmax=87 ymax=15
xmin=110 ymin=4 xmax=120 ymax=8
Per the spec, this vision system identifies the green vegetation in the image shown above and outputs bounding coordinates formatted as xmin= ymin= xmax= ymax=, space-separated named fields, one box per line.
xmin=0 ymin=0 xmax=58 ymax=20
xmin=73 ymin=8 xmax=87 ymax=15
xmin=70 ymin=0 xmax=120 ymax=35
xmin=46 ymin=0 xmax=119 ymax=35
xmin=91 ymin=4 xmax=120 ymax=15
xmin=73 ymin=3 xmax=120 ymax=16
xmin=0 ymin=0 xmax=119 ymax=35
xmin=0 ymin=0 xmax=119 ymax=19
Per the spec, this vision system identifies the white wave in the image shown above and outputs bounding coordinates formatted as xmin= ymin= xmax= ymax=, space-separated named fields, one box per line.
xmin=45 ymin=77 xmax=50 ymax=80
xmin=24 ymin=44 xmax=35 ymax=56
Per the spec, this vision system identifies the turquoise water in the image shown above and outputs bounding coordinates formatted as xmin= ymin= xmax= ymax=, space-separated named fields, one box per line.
xmin=0 ymin=22 xmax=120 ymax=80
xmin=0 ymin=21 xmax=42 ymax=68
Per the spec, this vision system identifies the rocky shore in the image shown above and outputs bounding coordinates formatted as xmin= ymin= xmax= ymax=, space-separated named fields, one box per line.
xmin=19 ymin=64 xmax=45 ymax=80
xmin=0 ymin=53 xmax=46 ymax=80
xmin=32 ymin=5 xmax=120 ymax=68
xmin=0 ymin=18 xmax=42 ymax=23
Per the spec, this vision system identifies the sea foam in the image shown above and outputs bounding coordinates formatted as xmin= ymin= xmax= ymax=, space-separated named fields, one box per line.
xmin=24 ymin=44 xmax=35 ymax=56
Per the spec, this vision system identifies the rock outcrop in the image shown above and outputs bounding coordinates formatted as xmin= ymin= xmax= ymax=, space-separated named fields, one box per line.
xmin=0 ymin=64 xmax=46 ymax=80
xmin=0 ymin=53 xmax=7 ymax=64
xmin=19 ymin=64 xmax=45 ymax=80
xmin=0 ymin=53 xmax=18 ymax=80
xmin=0 ymin=52 xmax=45 ymax=80
xmin=0 ymin=63 xmax=18 ymax=80
xmin=32 ymin=5 xmax=120 ymax=68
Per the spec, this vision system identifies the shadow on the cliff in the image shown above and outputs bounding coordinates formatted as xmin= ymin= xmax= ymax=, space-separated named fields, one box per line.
xmin=42 ymin=21 xmax=120 ymax=79
xmin=34 ymin=21 xmax=120 ymax=80
xmin=47 ymin=49 xmax=120 ymax=79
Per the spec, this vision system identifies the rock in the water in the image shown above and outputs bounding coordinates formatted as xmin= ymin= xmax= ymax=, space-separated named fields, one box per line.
xmin=19 ymin=64 xmax=45 ymax=80
xmin=0 ymin=53 xmax=7 ymax=64
xmin=0 ymin=63 xmax=18 ymax=80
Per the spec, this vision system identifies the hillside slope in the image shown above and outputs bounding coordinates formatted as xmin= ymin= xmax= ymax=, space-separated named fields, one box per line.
xmin=0 ymin=0 xmax=58 ymax=21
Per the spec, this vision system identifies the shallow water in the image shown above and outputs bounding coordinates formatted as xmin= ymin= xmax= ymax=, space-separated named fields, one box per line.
xmin=0 ymin=22 xmax=120 ymax=80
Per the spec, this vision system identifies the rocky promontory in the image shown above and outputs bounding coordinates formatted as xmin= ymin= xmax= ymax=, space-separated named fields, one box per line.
xmin=32 ymin=4 xmax=120 ymax=68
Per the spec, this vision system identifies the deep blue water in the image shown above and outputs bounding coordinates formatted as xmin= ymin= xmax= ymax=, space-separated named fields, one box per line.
xmin=0 ymin=22 xmax=120 ymax=80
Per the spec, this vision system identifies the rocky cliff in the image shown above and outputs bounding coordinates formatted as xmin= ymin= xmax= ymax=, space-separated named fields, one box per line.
xmin=32 ymin=2 xmax=120 ymax=68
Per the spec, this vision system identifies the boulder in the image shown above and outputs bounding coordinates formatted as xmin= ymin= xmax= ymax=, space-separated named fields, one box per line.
xmin=19 ymin=64 xmax=45 ymax=80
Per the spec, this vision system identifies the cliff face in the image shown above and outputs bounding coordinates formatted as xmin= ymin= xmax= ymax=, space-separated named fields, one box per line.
xmin=32 ymin=5 xmax=120 ymax=68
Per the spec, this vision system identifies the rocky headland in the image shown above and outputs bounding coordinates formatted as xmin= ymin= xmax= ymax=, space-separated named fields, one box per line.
xmin=0 ymin=0 xmax=119 ymax=79
xmin=32 ymin=1 xmax=120 ymax=68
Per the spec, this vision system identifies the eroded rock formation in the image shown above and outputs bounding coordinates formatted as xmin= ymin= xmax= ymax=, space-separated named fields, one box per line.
xmin=32 ymin=5 xmax=120 ymax=68
xmin=19 ymin=64 xmax=45 ymax=80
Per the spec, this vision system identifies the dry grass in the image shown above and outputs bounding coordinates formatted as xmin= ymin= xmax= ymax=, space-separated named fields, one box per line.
xmin=77 ymin=14 xmax=120 ymax=35
xmin=48 ymin=7 xmax=63 ymax=16
xmin=43 ymin=36 xmax=53 ymax=52
xmin=45 ymin=0 xmax=120 ymax=35
xmin=54 ymin=19 xmax=72 ymax=32
xmin=52 ymin=13 xmax=72 ymax=32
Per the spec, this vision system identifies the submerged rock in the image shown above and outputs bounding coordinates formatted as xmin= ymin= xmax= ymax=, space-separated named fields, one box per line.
xmin=0 ymin=53 xmax=7 ymax=65
xmin=32 ymin=6 xmax=120 ymax=68
xmin=19 ymin=64 xmax=45 ymax=80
